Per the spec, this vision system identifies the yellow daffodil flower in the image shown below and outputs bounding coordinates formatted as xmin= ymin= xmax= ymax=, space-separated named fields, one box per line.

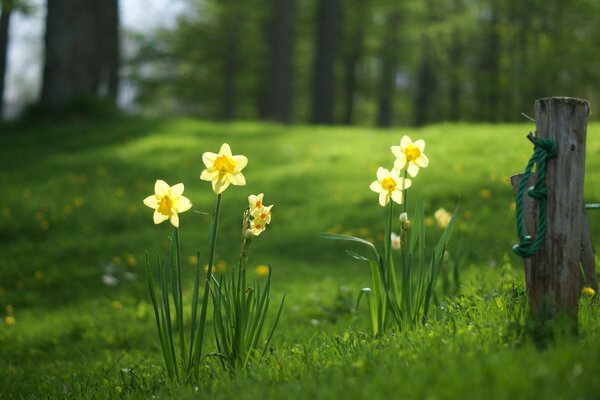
xmin=392 ymin=136 xmax=429 ymax=177
xmin=143 ymin=180 xmax=192 ymax=227
xmin=255 ymin=265 xmax=270 ymax=278
xmin=200 ymin=143 xmax=248 ymax=194
xmin=248 ymin=216 xmax=269 ymax=236
xmin=582 ymin=286 xmax=596 ymax=297
xmin=248 ymin=193 xmax=264 ymax=211
xmin=434 ymin=208 xmax=452 ymax=229
xmin=369 ymin=167 xmax=412 ymax=206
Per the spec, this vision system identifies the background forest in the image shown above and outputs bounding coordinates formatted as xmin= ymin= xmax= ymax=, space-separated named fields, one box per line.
xmin=1 ymin=0 xmax=599 ymax=124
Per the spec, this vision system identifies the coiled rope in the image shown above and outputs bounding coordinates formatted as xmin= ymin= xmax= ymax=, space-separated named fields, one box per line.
xmin=512 ymin=135 xmax=557 ymax=258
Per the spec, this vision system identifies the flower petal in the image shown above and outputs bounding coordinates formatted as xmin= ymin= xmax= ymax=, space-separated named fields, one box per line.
xmin=400 ymin=136 xmax=412 ymax=149
xmin=202 ymin=152 xmax=218 ymax=168
xmin=376 ymin=167 xmax=388 ymax=181
xmin=175 ymin=196 xmax=192 ymax=213
xmin=416 ymin=153 xmax=429 ymax=168
xmin=393 ymin=154 xmax=407 ymax=170
xmin=169 ymin=212 xmax=180 ymax=228
xmin=413 ymin=139 xmax=426 ymax=152
xmin=391 ymin=190 xmax=403 ymax=205
xmin=407 ymin=162 xmax=419 ymax=177
xmin=219 ymin=143 xmax=233 ymax=157
xmin=143 ymin=195 xmax=158 ymax=208
xmin=232 ymin=155 xmax=248 ymax=171
xmin=170 ymin=183 xmax=185 ymax=198
xmin=200 ymin=169 xmax=218 ymax=181
xmin=391 ymin=145 xmax=402 ymax=158
xmin=369 ymin=180 xmax=381 ymax=193
xmin=155 ymin=180 xmax=170 ymax=196
xmin=213 ymin=175 xmax=230 ymax=194
xmin=153 ymin=210 xmax=169 ymax=224
xmin=228 ymin=172 xmax=246 ymax=186
xmin=401 ymin=178 xmax=412 ymax=189
xmin=379 ymin=191 xmax=389 ymax=207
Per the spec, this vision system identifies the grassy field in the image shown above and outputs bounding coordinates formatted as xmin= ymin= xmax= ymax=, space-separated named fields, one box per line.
xmin=1 ymin=116 xmax=599 ymax=399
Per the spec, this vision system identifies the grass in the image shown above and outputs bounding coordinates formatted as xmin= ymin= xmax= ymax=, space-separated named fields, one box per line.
xmin=0 ymin=116 xmax=599 ymax=399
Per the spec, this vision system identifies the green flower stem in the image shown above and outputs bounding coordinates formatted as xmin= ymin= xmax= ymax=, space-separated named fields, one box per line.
xmin=402 ymin=168 xmax=408 ymax=214
xmin=172 ymin=228 xmax=187 ymax=373
xmin=192 ymin=193 xmax=222 ymax=380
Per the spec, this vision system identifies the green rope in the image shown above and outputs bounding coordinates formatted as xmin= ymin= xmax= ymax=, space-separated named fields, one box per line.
xmin=512 ymin=137 xmax=557 ymax=258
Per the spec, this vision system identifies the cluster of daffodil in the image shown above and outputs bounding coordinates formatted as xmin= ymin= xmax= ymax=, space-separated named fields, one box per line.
xmin=142 ymin=143 xmax=283 ymax=382
xmin=323 ymin=136 xmax=458 ymax=335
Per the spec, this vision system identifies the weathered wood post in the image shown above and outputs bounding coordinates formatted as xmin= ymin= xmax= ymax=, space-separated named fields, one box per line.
xmin=511 ymin=97 xmax=597 ymax=336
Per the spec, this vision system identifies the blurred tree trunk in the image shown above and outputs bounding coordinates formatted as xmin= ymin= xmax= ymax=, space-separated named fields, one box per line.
xmin=40 ymin=0 xmax=120 ymax=109
xmin=474 ymin=3 xmax=500 ymax=122
xmin=0 ymin=0 xmax=12 ymax=116
xmin=414 ymin=36 xmax=438 ymax=126
xmin=376 ymin=10 xmax=400 ymax=127
xmin=340 ymin=0 xmax=367 ymax=125
xmin=220 ymin=0 xmax=241 ymax=120
xmin=310 ymin=0 xmax=338 ymax=124
xmin=262 ymin=0 xmax=294 ymax=123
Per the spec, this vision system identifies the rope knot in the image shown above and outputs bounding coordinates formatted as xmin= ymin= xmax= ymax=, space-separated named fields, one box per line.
xmin=535 ymin=138 xmax=557 ymax=158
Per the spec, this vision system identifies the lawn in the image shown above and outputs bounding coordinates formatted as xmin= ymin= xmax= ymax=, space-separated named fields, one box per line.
xmin=1 ymin=116 xmax=599 ymax=399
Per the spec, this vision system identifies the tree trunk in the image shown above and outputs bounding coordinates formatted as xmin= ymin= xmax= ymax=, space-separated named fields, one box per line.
xmin=511 ymin=97 xmax=592 ymax=340
xmin=376 ymin=10 xmax=400 ymax=127
xmin=340 ymin=0 xmax=366 ymax=125
xmin=262 ymin=0 xmax=294 ymax=123
xmin=40 ymin=0 xmax=120 ymax=109
xmin=310 ymin=0 xmax=338 ymax=125
xmin=413 ymin=37 xmax=438 ymax=127
xmin=0 ymin=0 xmax=12 ymax=117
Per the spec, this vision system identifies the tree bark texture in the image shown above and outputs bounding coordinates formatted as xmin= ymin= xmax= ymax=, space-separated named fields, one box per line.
xmin=376 ymin=10 xmax=400 ymax=127
xmin=0 ymin=0 xmax=12 ymax=116
xmin=262 ymin=0 xmax=294 ymax=123
xmin=40 ymin=0 xmax=120 ymax=108
xmin=511 ymin=97 xmax=593 ymax=334
xmin=310 ymin=0 xmax=338 ymax=124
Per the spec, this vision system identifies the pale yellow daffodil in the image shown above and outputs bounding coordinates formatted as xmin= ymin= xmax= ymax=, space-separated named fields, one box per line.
xmin=248 ymin=193 xmax=264 ymax=212
xmin=200 ymin=143 xmax=248 ymax=194
xmin=391 ymin=136 xmax=429 ymax=177
xmin=248 ymin=216 xmax=269 ymax=236
xmin=434 ymin=207 xmax=452 ymax=229
xmin=369 ymin=167 xmax=412 ymax=206
xmin=143 ymin=180 xmax=192 ymax=227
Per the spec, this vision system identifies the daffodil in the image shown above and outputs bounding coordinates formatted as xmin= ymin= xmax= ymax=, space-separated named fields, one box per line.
xmin=369 ymin=167 xmax=412 ymax=206
xmin=248 ymin=193 xmax=264 ymax=211
xmin=143 ymin=180 xmax=192 ymax=227
xmin=200 ymin=143 xmax=248 ymax=194
xmin=582 ymin=286 xmax=596 ymax=297
xmin=247 ymin=216 xmax=268 ymax=236
xmin=392 ymin=136 xmax=429 ymax=177
xmin=255 ymin=265 xmax=270 ymax=278
xmin=434 ymin=208 xmax=452 ymax=229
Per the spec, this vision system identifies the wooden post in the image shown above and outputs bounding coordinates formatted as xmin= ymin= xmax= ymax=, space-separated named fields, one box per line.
xmin=511 ymin=97 xmax=596 ymax=336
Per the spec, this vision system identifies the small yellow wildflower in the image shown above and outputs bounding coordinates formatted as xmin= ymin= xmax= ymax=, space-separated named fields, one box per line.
xmin=369 ymin=167 xmax=411 ymax=207
xmin=434 ymin=208 xmax=452 ymax=229
xmin=582 ymin=287 xmax=596 ymax=297
xmin=200 ymin=143 xmax=248 ymax=194
xmin=391 ymin=136 xmax=429 ymax=177
xmin=4 ymin=316 xmax=16 ymax=325
xmin=111 ymin=300 xmax=123 ymax=309
xmin=246 ymin=193 xmax=273 ymax=236
xmin=248 ymin=193 xmax=265 ymax=211
xmin=143 ymin=180 xmax=192 ymax=228
xmin=479 ymin=189 xmax=492 ymax=199
xmin=255 ymin=265 xmax=270 ymax=278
